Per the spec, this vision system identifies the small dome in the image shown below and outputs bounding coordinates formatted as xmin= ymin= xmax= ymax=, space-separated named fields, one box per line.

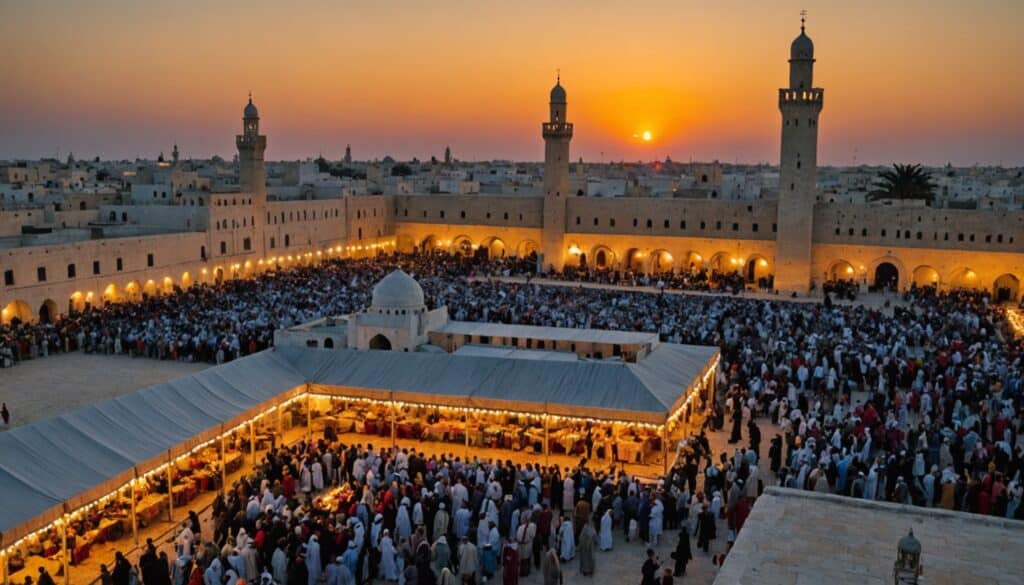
xmin=898 ymin=530 xmax=921 ymax=556
xmin=790 ymin=30 xmax=814 ymax=61
xmin=244 ymin=98 xmax=259 ymax=118
xmin=550 ymin=81 xmax=566 ymax=104
xmin=371 ymin=269 xmax=425 ymax=310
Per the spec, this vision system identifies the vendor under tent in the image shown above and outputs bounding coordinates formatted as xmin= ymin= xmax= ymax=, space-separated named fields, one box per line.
xmin=0 ymin=341 xmax=717 ymax=585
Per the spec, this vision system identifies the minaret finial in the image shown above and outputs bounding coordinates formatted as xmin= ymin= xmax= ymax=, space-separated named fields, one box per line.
xmin=556 ymin=69 xmax=560 ymax=84
xmin=800 ymin=9 xmax=807 ymax=33
xmin=248 ymin=90 xmax=252 ymax=104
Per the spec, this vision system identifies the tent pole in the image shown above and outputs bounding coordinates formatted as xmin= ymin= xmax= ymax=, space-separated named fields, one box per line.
xmin=221 ymin=434 xmax=228 ymax=498
xmin=390 ymin=404 xmax=397 ymax=452
xmin=60 ymin=514 xmax=69 ymax=585
xmin=250 ymin=420 xmax=257 ymax=468
xmin=543 ymin=415 xmax=549 ymax=467
xmin=167 ymin=453 xmax=175 ymax=523
xmin=662 ymin=425 xmax=669 ymax=477
xmin=131 ymin=471 xmax=139 ymax=547
xmin=306 ymin=394 xmax=312 ymax=443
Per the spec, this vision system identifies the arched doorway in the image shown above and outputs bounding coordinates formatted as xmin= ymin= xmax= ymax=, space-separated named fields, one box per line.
xmin=368 ymin=334 xmax=392 ymax=350
xmin=162 ymin=277 xmax=175 ymax=294
xmin=745 ymin=256 xmax=771 ymax=283
xmin=421 ymin=235 xmax=441 ymax=253
xmin=517 ymin=239 xmax=539 ymax=258
xmin=911 ymin=265 xmax=940 ymax=288
xmin=181 ymin=272 xmax=193 ymax=289
xmin=873 ymin=263 xmax=899 ymax=291
xmin=625 ymin=248 xmax=644 ymax=271
xmin=828 ymin=260 xmax=855 ymax=281
xmin=2 ymin=300 xmax=32 ymax=324
xmin=480 ymin=237 xmax=507 ymax=259
xmin=452 ymin=236 xmax=473 ymax=257
xmin=947 ymin=268 xmax=979 ymax=290
xmin=708 ymin=252 xmax=731 ymax=274
xmin=102 ymin=283 xmax=121 ymax=304
xmin=323 ymin=337 xmax=335 ymax=349
xmin=214 ymin=268 xmax=224 ymax=284
xmin=69 ymin=291 xmax=87 ymax=313
xmin=143 ymin=279 xmax=158 ymax=298
xmin=124 ymin=281 xmax=142 ymax=302
xmin=994 ymin=273 xmax=1020 ymax=302
xmin=682 ymin=251 xmax=704 ymax=273
xmin=651 ymin=250 xmax=674 ymax=273
xmin=38 ymin=299 xmax=58 ymax=324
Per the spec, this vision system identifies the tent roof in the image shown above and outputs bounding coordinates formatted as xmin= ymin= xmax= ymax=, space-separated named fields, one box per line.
xmin=432 ymin=321 xmax=660 ymax=346
xmin=0 ymin=350 xmax=307 ymax=543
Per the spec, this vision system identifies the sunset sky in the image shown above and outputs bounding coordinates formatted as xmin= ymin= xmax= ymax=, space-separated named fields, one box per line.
xmin=0 ymin=0 xmax=1020 ymax=165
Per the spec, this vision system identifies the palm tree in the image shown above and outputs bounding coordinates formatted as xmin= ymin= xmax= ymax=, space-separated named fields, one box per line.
xmin=868 ymin=164 xmax=937 ymax=206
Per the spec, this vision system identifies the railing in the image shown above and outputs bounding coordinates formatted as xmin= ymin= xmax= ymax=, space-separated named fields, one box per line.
xmin=778 ymin=88 xmax=824 ymax=104
xmin=542 ymin=122 xmax=573 ymax=135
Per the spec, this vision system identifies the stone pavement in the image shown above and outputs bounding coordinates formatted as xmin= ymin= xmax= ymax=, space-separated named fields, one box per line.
xmin=0 ymin=352 xmax=208 ymax=430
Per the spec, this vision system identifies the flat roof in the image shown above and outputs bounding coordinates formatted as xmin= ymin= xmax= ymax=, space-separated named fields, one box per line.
xmin=433 ymin=320 xmax=659 ymax=346
xmin=452 ymin=344 xmax=581 ymax=362
xmin=716 ymin=487 xmax=1024 ymax=585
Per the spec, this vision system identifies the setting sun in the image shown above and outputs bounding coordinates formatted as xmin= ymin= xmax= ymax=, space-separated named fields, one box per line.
xmin=642 ymin=130 xmax=652 ymax=142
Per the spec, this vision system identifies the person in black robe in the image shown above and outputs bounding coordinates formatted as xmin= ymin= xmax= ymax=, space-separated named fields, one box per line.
xmin=729 ymin=405 xmax=743 ymax=444
xmin=641 ymin=548 xmax=660 ymax=585
xmin=671 ymin=529 xmax=693 ymax=576
xmin=694 ymin=504 xmax=716 ymax=554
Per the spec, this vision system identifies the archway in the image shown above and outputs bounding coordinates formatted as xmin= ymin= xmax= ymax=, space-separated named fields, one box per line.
xmin=827 ymin=260 xmax=856 ymax=281
xmin=124 ymin=281 xmax=142 ymax=302
xmin=517 ymin=239 xmax=539 ymax=258
xmin=745 ymin=255 xmax=771 ymax=283
xmin=38 ymin=299 xmax=58 ymax=324
xmin=214 ymin=268 xmax=224 ymax=284
xmin=682 ymin=251 xmax=704 ymax=273
xmin=162 ymin=277 xmax=175 ymax=294
xmin=625 ymin=248 xmax=644 ymax=271
xmin=994 ymin=273 xmax=1020 ymax=302
xmin=873 ymin=263 xmax=899 ymax=291
xmin=181 ymin=272 xmax=193 ymax=289
xmin=480 ymin=236 xmax=507 ymax=259
xmin=69 ymin=291 xmax=87 ymax=313
xmin=947 ymin=267 xmax=979 ymax=290
xmin=911 ymin=265 xmax=940 ymax=288
xmin=421 ymin=235 xmax=441 ymax=253
xmin=143 ymin=279 xmax=158 ymax=298
xmin=708 ymin=252 xmax=732 ymax=273
xmin=323 ymin=337 xmax=335 ymax=349
xmin=368 ymin=334 xmax=392 ymax=350
xmin=1 ymin=300 xmax=32 ymax=324
xmin=452 ymin=235 xmax=473 ymax=257
xmin=102 ymin=283 xmax=121 ymax=304
xmin=396 ymin=234 xmax=415 ymax=253
xmin=651 ymin=249 xmax=674 ymax=273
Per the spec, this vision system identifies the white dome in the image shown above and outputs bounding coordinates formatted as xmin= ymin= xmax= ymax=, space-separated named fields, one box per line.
xmin=371 ymin=269 xmax=425 ymax=310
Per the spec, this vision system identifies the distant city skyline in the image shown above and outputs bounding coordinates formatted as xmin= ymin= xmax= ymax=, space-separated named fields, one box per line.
xmin=0 ymin=0 xmax=1020 ymax=166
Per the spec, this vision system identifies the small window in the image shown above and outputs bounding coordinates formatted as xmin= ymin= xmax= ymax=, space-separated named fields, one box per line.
xmin=700 ymin=221 xmax=706 ymax=230
xmin=220 ymin=241 xmax=227 ymax=254
xmin=67 ymin=263 xmax=76 ymax=278
xmin=732 ymin=223 xmax=739 ymax=231
xmin=663 ymin=219 xmax=669 ymax=228
xmin=772 ymin=223 xmax=778 ymax=233
xmin=957 ymin=233 xmax=964 ymax=242
xmin=881 ymin=229 xmax=887 ymax=237
xmin=147 ymin=253 xmax=154 ymax=267
xmin=997 ymin=234 xmax=1004 ymax=243
xmin=916 ymin=232 xmax=922 ymax=240
xmin=243 ymin=237 xmax=252 ymax=251
xmin=715 ymin=221 xmax=722 ymax=230
xmin=633 ymin=218 xmax=638 ymax=227
xmin=270 ymin=237 xmax=276 ymax=249
xmin=848 ymin=228 xmax=854 ymax=236
xmin=576 ymin=216 xmax=581 ymax=225
xmin=646 ymin=219 xmax=652 ymax=228
xmin=116 ymin=258 xmax=123 ymax=271
xmin=200 ymin=246 xmax=206 ymax=259
xmin=593 ymin=217 xmax=598 ymax=226
xmin=460 ymin=211 xmax=466 ymax=219
xmin=93 ymin=260 xmax=101 ymax=274
xmin=3 ymin=270 xmax=13 ymax=286
xmin=862 ymin=228 xmax=868 ymax=236
xmin=37 ymin=266 xmax=47 ymax=282
xmin=834 ymin=228 xmax=840 ymax=236
xmin=752 ymin=223 xmax=759 ymax=232
xmin=610 ymin=218 xmax=616 ymax=227
xmin=285 ymin=234 xmax=291 ymax=246
xmin=440 ymin=210 xmax=445 ymax=218
xmin=503 ymin=212 xmax=509 ymax=220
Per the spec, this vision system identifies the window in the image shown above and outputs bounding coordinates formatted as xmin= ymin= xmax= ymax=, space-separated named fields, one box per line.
xmin=243 ymin=237 xmax=252 ymax=251
xmin=460 ymin=211 xmax=466 ymax=219
xmin=916 ymin=232 xmax=922 ymax=240
xmin=664 ymin=219 xmax=669 ymax=228
xmin=834 ymin=228 xmax=840 ymax=236
xmin=732 ymin=223 xmax=739 ymax=231
xmin=957 ymin=233 xmax=964 ymax=242
xmin=116 ymin=258 xmax=123 ymax=271
xmin=147 ymin=253 xmax=154 ymax=267
xmin=862 ymin=228 xmax=868 ymax=236
xmin=646 ymin=219 xmax=652 ymax=228
xmin=37 ymin=267 xmax=47 ymax=282
xmin=200 ymin=246 xmax=206 ymax=259
xmin=285 ymin=234 xmax=291 ymax=247
xmin=93 ymin=260 xmax=101 ymax=274
xmin=985 ymin=235 xmax=992 ymax=243
xmin=848 ymin=228 xmax=854 ymax=236
xmin=633 ymin=218 xmax=638 ymax=227
xmin=3 ymin=270 xmax=13 ymax=286
xmin=772 ymin=223 xmax=777 ymax=232
xmin=270 ymin=237 xmax=276 ymax=249
xmin=503 ymin=212 xmax=509 ymax=220
xmin=593 ymin=217 xmax=598 ymax=226
xmin=881 ymin=229 xmax=887 ymax=237
xmin=440 ymin=210 xmax=445 ymax=218
xmin=998 ymin=234 xmax=1004 ymax=243
xmin=576 ymin=216 xmax=581 ymax=225
xmin=680 ymin=220 xmax=687 ymax=229
xmin=700 ymin=221 xmax=706 ymax=230
xmin=67 ymin=263 xmax=76 ymax=278
xmin=753 ymin=223 xmax=759 ymax=232
xmin=610 ymin=218 xmax=615 ymax=227
xmin=404 ymin=209 xmax=409 ymax=217
xmin=715 ymin=221 xmax=722 ymax=230
xmin=357 ymin=228 xmax=362 ymax=240
xmin=220 ymin=241 xmax=227 ymax=254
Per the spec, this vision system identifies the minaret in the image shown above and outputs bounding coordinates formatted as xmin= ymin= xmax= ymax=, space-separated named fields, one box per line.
xmin=541 ymin=74 xmax=572 ymax=273
xmin=171 ymin=143 xmax=179 ymax=166
xmin=343 ymin=144 xmax=352 ymax=164
xmin=236 ymin=94 xmax=267 ymax=249
xmin=774 ymin=16 xmax=823 ymax=293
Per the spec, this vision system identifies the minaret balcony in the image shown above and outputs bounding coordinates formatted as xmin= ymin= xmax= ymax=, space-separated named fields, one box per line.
xmin=542 ymin=122 xmax=574 ymax=138
xmin=778 ymin=88 xmax=824 ymax=107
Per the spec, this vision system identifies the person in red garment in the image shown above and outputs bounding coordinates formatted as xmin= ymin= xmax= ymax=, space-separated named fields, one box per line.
xmin=502 ymin=541 xmax=519 ymax=585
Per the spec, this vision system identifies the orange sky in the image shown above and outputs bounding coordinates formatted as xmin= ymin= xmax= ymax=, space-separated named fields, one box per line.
xmin=0 ymin=0 xmax=1020 ymax=165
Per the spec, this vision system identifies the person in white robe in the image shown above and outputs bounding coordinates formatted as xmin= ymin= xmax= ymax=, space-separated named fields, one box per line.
xmin=396 ymin=499 xmax=412 ymax=541
xmin=305 ymin=535 xmax=321 ymax=585
xmin=648 ymin=497 xmax=664 ymax=547
xmin=598 ymin=509 xmax=613 ymax=551
xmin=562 ymin=476 xmax=575 ymax=512
xmin=379 ymin=530 xmax=399 ymax=581
xmin=557 ymin=515 xmax=575 ymax=561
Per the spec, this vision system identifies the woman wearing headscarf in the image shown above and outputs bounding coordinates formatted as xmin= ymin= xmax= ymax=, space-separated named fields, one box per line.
xmin=379 ymin=529 xmax=399 ymax=581
xmin=577 ymin=520 xmax=597 ymax=577
xmin=541 ymin=548 xmax=561 ymax=585
xmin=671 ymin=529 xmax=692 ymax=576
xmin=598 ymin=508 xmax=613 ymax=551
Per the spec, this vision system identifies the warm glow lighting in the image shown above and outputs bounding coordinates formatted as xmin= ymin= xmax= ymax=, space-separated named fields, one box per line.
xmin=642 ymin=130 xmax=652 ymax=141
xmin=568 ymin=245 xmax=582 ymax=255
xmin=758 ymin=259 xmax=767 ymax=267
xmin=846 ymin=266 xmax=854 ymax=274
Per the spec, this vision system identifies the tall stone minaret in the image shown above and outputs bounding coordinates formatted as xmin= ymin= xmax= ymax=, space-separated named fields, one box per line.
xmin=236 ymin=94 xmax=267 ymax=251
xmin=774 ymin=16 xmax=823 ymax=293
xmin=541 ymin=74 xmax=572 ymax=273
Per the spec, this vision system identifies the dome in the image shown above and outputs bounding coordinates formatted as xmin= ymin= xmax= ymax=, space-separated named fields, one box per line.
xmin=550 ymin=81 xmax=566 ymax=104
xmin=371 ymin=269 xmax=425 ymax=310
xmin=244 ymin=97 xmax=259 ymax=119
xmin=790 ymin=30 xmax=814 ymax=60
xmin=897 ymin=530 xmax=921 ymax=556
